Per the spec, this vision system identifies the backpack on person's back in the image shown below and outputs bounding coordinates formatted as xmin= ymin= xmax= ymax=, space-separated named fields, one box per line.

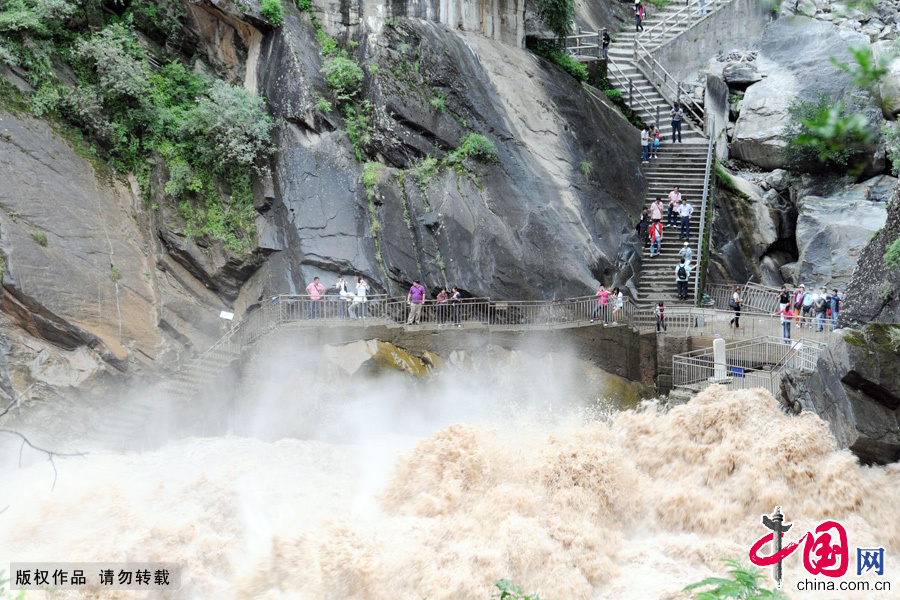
xmin=677 ymin=264 xmax=687 ymax=280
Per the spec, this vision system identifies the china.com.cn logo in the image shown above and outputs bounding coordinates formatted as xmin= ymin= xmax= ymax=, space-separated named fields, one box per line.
xmin=748 ymin=506 xmax=885 ymax=589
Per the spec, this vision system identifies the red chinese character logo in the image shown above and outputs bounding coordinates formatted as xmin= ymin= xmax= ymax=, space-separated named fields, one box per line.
xmin=803 ymin=520 xmax=849 ymax=577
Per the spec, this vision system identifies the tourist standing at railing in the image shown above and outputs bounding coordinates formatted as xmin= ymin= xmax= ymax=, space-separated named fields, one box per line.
xmin=336 ymin=275 xmax=351 ymax=318
xmin=655 ymin=301 xmax=667 ymax=333
xmin=591 ymin=285 xmax=611 ymax=325
xmin=670 ymin=104 xmax=684 ymax=143
xmin=611 ymin=287 xmax=623 ymax=325
xmin=640 ymin=125 xmax=650 ymax=163
xmin=675 ymin=259 xmax=691 ymax=301
xmin=349 ymin=277 xmax=369 ymax=319
xmin=667 ymin=186 xmax=682 ymax=228
xmin=679 ymin=241 xmax=692 ymax=266
xmin=634 ymin=0 xmax=645 ymax=32
xmin=774 ymin=305 xmax=795 ymax=340
xmin=814 ymin=287 xmax=828 ymax=332
xmin=800 ymin=287 xmax=815 ymax=328
xmin=407 ymin=279 xmax=427 ymax=325
xmin=451 ymin=287 xmax=462 ymax=327
xmin=678 ymin=198 xmax=694 ymax=240
xmin=601 ymin=29 xmax=610 ymax=59
xmin=306 ymin=277 xmax=325 ymax=319
xmin=436 ymin=288 xmax=449 ymax=326
xmin=792 ymin=284 xmax=806 ymax=328
xmin=729 ymin=285 xmax=742 ymax=329
xmin=778 ymin=285 xmax=790 ymax=312
xmin=649 ymin=220 xmax=663 ymax=257
xmin=651 ymin=126 xmax=661 ymax=159
xmin=828 ymin=288 xmax=841 ymax=329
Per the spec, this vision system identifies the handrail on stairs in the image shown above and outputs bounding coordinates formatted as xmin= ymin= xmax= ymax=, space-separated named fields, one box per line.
xmin=694 ymin=115 xmax=715 ymax=305
xmin=633 ymin=36 xmax=706 ymax=135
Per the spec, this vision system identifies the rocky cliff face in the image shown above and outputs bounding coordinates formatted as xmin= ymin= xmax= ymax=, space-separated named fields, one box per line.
xmin=0 ymin=0 xmax=645 ymax=402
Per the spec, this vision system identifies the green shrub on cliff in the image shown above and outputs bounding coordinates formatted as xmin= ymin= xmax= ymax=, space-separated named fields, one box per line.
xmin=445 ymin=133 xmax=498 ymax=165
xmin=684 ymin=559 xmax=787 ymax=599
xmin=528 ymin=40 xmax=588 ymax=83
xmin=884 ymin=235 xmax=900 ymax=268
xmin=260 ymin=0 xmax=283 ymax=25
xmin=782 ymin=95 xmax=873 ymax=176
xmin=321 ymin=56 xmax=365 ymax=101
xmin=533 ymin=0 xmax=575 ymax=40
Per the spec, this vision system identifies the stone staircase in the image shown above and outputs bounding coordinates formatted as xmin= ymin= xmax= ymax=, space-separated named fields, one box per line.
xmin=603 ymin=1 xmax=725 ymax=305
xmin=636 ymin=142 xmax=709 ymax=304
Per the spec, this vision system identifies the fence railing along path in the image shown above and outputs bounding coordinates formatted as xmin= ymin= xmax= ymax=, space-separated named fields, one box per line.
xmin=672 ymin=336 xmax=826 ymax=398
xmin=159 ymin=290 xmax=836 ymax=400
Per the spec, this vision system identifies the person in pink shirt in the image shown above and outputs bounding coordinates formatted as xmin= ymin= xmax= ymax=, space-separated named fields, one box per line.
xmin=774 ymin=305 xmax=796 ymax=340
xmin=591 ymin=285 xmax=610 ymax=324
xmin=666 ymin=186 xmax=681 ymax=228
xmin=306 ymin=276 xmax=325 ymax=319
xmin=650 ymin=197 xmax=664 ymax=222
xmin=407 ymin=279 xmax=427 ymax=325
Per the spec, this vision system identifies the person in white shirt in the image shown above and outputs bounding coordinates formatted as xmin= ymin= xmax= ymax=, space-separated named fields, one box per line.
xmin=349 ymin=277 xmax=369 ymax=319
xmin=679 ymin=241 xmax=692 ymax=266
xmin=666 ymin=187 xmax=681 ymax=228
xmin=640 ymin=127 xmax=650 ymax=163
xmin=678 ymin=199 xmax=694 ymax=240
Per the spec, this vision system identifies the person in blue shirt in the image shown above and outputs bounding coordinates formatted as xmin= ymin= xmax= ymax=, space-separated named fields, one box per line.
xmin=827 ymin=289 xmax=841 ymax=329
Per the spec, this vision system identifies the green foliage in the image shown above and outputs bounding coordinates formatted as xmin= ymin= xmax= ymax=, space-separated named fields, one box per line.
xmin=30 ymin=230 xmax=47 ymax=246
xmin=110 ymin=265 xmax=122 ymax=281
xmin=315 ymin=96 xmax=332 ymax=113
xmin=361 ymin=161 xmax=381 ymax=197
xmin=684 ymin=559 xmax=788 ymax=599
xmin=296 ymin=0 xmax=311 ymax=11
xmin=530 ymin=40 xmax=587 ymax=82
xmin=782 ymin=95 xmax=873 ymax=175
xmin=884 ymin=235 xmax=900 ymax=268
xmin=604 ymin=88 xmax=623 ymax=103
xmin=412 ymin=156 xmax=440 ymax=182
xmin=715 ymin=162 xmax=749 ymax=199
xmin=368 ymin=63 xmax=379 ymax=75
xmin=0 ymin=569 xmax=27 ymax=600
xmin=445 ymin=133 xmax=498 ymax=165
xmin=384 ymin=17 xmax=397 ymax=27
xmin=832 ymin=45 xmax=894 ymax=117
xmin=321 ymin=56 xmax=365 ymax=100
xmin=492 ymin=579 xmax=549 ymax=600
xmin=260 ymin=0 xmax=283 ymax=25
xmin=533 ymin=0 xmax=574 ymax=40
xmin=887 ymin=325 xmax=900 ymax=352
xmin=0 ymin=255 xmax=6 ymax=281
xmin=579 ymin=160 xmax=593 ymax=180
xmin=646 ymin=0 xmax=669 ymax=6
xmin=316 ymin=28 xmax=339 ymax=57
xmin=881 ymin=282 xmax=894 ymax=300
xmin=429 ymin=94 xmax=446 ymax=111
xmin=344 ymin=100 xmax=374 ymax=160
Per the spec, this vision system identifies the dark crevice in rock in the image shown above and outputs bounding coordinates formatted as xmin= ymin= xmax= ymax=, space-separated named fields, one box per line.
xmin=842 ymin=370 xmax=900 ymax=410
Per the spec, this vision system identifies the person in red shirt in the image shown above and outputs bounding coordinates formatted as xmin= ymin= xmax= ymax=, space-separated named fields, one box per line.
xmin=306 ymin=277 xmax=325 ymax=319
xmin=591 ymin=285 xmax=611 ymax=324
xmin=649 ymin=220 xmax=663 ymax=257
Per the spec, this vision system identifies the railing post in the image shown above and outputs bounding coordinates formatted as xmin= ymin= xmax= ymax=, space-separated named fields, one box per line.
xmin=629 ymin=79 xmax=633 ymax=107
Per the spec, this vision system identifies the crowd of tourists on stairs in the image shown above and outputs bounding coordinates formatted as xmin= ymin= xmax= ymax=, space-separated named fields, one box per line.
xmin=637 ymin=186 xmax=695 ymax=300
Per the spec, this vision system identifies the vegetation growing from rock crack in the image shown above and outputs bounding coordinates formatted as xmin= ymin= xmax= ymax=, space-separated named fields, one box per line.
xmin=260 ymin=0 xmax=283 ymax=26
xmin=0 ymin=0 xmax=275 ymax=253
xmin=782 ymin=94 xmax=873 ymax=176
xmin=528 ymin=40 xmax=588 ymax=83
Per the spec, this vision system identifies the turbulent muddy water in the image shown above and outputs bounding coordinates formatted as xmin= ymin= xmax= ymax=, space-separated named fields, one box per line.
xmin=1 ymin=355 xmax=899 ymax=599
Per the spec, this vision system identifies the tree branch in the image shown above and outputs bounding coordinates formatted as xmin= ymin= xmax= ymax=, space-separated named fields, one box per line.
xmin=0 ymin=429 xmax=87 ymax=492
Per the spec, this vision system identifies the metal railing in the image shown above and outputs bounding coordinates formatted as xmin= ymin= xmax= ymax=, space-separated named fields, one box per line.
xmin=641 ymin=0 xmax=731 ymax=45
xmin=672 ymin=336 xmax=825 ymax=397
xmin=694 ymin=117 xmax=715 ymax=304
xmin=564 ymin=28 xmax=603 ymax=62
xmin=633 ymin=35 xmax=707 ymax=134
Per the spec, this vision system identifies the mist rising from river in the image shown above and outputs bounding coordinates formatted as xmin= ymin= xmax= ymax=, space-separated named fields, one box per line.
xmin=1 ymin=347 xmax=898 ymax=599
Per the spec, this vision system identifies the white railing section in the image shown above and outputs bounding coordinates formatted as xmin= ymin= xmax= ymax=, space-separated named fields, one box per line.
xmin=672 ymin=336 xmax=825 ymax=397
xmin=564 ymin=28 xmax=603 ymax=62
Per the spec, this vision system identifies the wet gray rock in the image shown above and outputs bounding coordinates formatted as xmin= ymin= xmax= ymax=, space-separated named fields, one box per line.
xmin=731 ymin=16 xmax=869 ymax=170
xmin=723 ymin=62 xmax=761 ymax=87
xmin=786 ymin=326 xmax=900 ymax=464
xmin=790 ymin=175 xmax=894 ymax=289
xmin=255 ymin=18 xmax=647 ymax=301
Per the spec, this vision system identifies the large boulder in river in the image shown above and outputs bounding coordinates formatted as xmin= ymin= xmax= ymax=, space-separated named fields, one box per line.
xmin=785 ymin=175 xmax=894 ymax=290
xmin=731 ymin=16 xmax=869 ymax=170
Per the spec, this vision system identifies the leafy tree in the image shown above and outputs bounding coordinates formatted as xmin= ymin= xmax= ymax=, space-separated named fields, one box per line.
xmin=832 ymin=45 xmax=894 ymax=119
xmin=782 ymin=94 xmax=874 ymax=176
xmin=534 ymin=0 xmax=575 ymax=41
